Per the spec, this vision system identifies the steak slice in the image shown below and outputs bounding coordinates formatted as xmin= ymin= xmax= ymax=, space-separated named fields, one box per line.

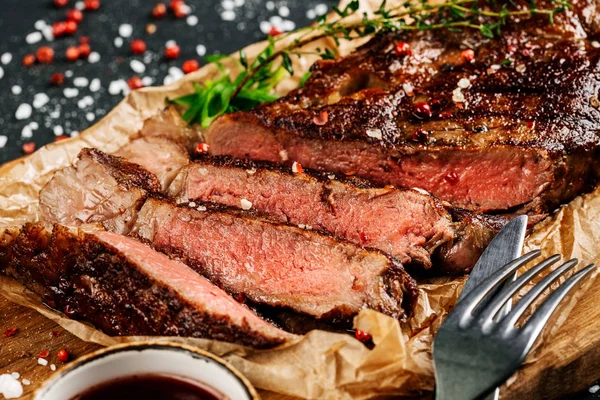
xmin=168 ymin=155 xmax=501 ymax=272
xmin=39 ymin=148 xmax=161 ymax=234
xmin=204 ymin=1 xmax=600 ymax=215
xmin=131 ymin=198 xmax=418 ymax=323
xmin=0 ymin=224 xmax=294 ymax=348
xmin=115 ymin=136 xmax=189 ymax=192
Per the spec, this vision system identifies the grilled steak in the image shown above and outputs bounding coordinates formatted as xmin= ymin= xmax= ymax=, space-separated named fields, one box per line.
xmin=205 ymin=1 xmax=600 ymax=215
xmin=169 ymin=155 xmax=502 ymax=272
xmin=115 ymin=136 xmax=189 ymax=192
xmin=0 ymin=224 xmax=293 ymax=348
xmin=40 ymin=148 xmax=160 ymax=234
xmin=131 ymin=198 xmax=418 ymax=323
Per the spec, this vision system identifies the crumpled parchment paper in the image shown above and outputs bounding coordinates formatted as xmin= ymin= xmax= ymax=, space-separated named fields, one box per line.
xmin=0 ymin=1 xmax=598 ymax=398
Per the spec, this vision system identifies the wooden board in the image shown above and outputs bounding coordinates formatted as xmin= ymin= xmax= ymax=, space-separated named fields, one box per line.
xmin=1 ymin=292 xmax=598 ymax=399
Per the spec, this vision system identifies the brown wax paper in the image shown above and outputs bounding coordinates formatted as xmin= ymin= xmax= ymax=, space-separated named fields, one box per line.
xmin=0 ymin=1 xmax=598 ymax=398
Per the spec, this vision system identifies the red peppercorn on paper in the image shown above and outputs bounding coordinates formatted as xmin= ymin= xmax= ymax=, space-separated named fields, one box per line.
xmin=0 ymin=1 xmax=598 ymax=399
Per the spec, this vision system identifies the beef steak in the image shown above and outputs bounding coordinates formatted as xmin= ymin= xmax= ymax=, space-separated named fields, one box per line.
xmin=131 ymin=198 xmax=418 ymax=323
xmin=39 ymin=148 xmax=160 ymax=234
xmin=169 ymin=155 xmax=503 ymax=273
xmin=0 ymin=224 xmax=293 ymax=348
xmin=204 ymin=0 xmax=600 ymax=215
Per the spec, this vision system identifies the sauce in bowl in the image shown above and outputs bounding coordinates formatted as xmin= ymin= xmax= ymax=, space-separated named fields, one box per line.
xmin=70 ymin=374 xmax=227 ymax=400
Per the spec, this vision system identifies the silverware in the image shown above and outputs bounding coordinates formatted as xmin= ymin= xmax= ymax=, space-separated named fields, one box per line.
xmin=459 ymin=215 xmax=528 ymax=400
xmin=433 ymin=225 xmax=596 ymax=400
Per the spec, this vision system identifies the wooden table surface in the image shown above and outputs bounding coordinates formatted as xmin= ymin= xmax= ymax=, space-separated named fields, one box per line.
xmin=0 ymin=296 xmax=100 ymax=399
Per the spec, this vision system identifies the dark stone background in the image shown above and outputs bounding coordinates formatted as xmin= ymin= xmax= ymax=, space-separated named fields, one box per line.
xmin=0 ymin=0 xmax=336 ymax=164
xmin=0 ymin=0 xmax=596 ymax=398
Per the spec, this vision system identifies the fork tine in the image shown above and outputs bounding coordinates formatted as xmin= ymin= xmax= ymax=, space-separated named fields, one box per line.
xmin=477 ymin=254 xmax=561 ymax=330
xmin=453 ymin=250 xmax=541 ymax=326
xmin=498 ymin=258 xmax=579 ymax=333
xmin=519 ymin=264 xmax=596 ymax=354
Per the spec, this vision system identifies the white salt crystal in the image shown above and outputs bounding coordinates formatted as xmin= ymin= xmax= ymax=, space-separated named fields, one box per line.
xmin=50 ymin=364 xmax=56 ymax=371
xmin=141 ymin=76 xmax=154 ymax=86
xmin=15 ymin=103 xmax=32 ymax=120
xmin=33 ymin=93 xmax=50 ymax=109
xmin=26 ymin=31 xmax=42 ymax=44
xmin=0 ymin=374 xmax=23 ymax=399
xmin=199 ymin=168 xmax=209 ymax=176
xmin=63 ymin=88 xmax=79 ymax=98
xmin=114 ymin=37 xmax=123 ymax=48
xmin=1 ymin=53 xmax=12 ymax=65
xmin=119 ymin=24 xmax=133 ymax=38
xmin=457 ymin=78 xmax=471 ymax=89
xmin=34 ymin=20 xmax=47 ymax=30
xmin=88 ymin=52 xmax=100 ymax=63
xmin=222 ymin=0 xmax=235 ymax=10
xmin=0 ymin=136 xmax=7 ymax=148
xmin=452 ymin=87 xmax=465 ymax=103
xmin=366 ymin=128 xmax=382 ymax=140
xmin=9 ymin=373 xmax=19 ymax=380
xmin=130 ymin=59 xmax=146 ymax=73
xmin=279 ymin=6 xmax=290 ymax=17
xmin=21 ymin=379 xmax=31 ymax=386
xmin=186 ymin=15 xmax=198 ymax=26
xmin=0 ymin=66 xmax=3 ymax=80
xmin=37 ymin=358 xmax=48 ymax=366
xmin=89 ymin=78 xmax=101 ymax=92
xmin=21 ymin=125 xmax=33 ymax=138
xmin=196 ymin=44 xmax=206 ymax=56
xmin=86 ymin=112 xmax=95 ymax=122
xmin=53 ymin=125 xmax=64 ymax=136
xmin=75 ymin=1 xmax=84 ymax=9
xmin=221 ymin=10 xmax=235 ymax=21
xmin=315 ymin=3 xmax=328 ymax=15
xmin=259 ymin=21 xmax=271 ymax=34
xmin=73 ymin=77 xmax=89 ymax=87
xmin=240 ymin=198 xmax=252 ymax=210
xmin=11 ymin=85 xmax=21 ymax=95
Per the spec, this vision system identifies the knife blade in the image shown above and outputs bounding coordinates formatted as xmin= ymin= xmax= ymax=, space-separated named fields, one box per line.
xmin=457 ymin=214 xmax=528 ymax=400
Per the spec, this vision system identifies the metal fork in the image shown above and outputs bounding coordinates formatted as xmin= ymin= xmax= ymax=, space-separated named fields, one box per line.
xmin=433 ymin=251 xmax=596 ymax=400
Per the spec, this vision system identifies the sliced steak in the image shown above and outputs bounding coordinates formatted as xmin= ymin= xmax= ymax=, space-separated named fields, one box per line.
xmin=39 ymin=148 xmax=160 ymax=234
xmin=0 ymin=224 xmax=293 ymax=348
xmin=169 ymin=155 xmax=501 ymax=272
xmin=115 ymin=136 xmax=189 ymax=192
xmin=204 ymin=1 xmax=600 ymax=215
xmin=131 ymin=198 xmax=418 ymax=323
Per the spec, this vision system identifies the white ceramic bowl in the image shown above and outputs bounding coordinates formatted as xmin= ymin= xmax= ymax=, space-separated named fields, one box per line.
xmin=34 ymin=341 xmax=259 ymax=400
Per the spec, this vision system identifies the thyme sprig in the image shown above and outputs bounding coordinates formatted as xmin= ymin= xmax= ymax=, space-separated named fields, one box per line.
xmin=173 ymin=0 xmax=571 ymax=127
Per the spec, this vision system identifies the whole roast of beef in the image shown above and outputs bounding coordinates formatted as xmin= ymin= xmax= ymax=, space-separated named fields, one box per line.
xmin=204 ymin=0 xmax=600 ymax=217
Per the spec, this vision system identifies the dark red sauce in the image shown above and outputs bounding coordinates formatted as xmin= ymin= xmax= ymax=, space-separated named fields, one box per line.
xmin=70 ymin=374 xmax=227 ymax=400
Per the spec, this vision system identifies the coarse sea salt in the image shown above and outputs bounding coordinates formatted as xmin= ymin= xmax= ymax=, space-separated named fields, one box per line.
xmin=25 ymin=31 xmax=42 ymax=44
xmin=119 ymin=24 xmax=133 ymax=38
xmin=240 ymin=198 xmax=252 ymax=210
xmin=21 ymin=379 xmax=30 ymax=386
xmin=89 ymin=78 xmax=101 ymax=92
xmin=37 ymin=358 xmax=48 ymax=366
xmin=366 ymin=128 xmax=382 ymax=140
xmin=0 ymin=66 xmax=3 ymax=80
xmin=88 ymin=52 xmax=100 ymax=63
xmin=221 ymin=10 xmax=235 ymax=21
xmin=130 ymin=59 xmax=146 ymax=73
xmin=21 ymin=125 xmax=33 ymax=138
xmin=50 ymin=364 xmax=56 ymax=371
xmin=9 ymin=373 xmax=19 ymax=380
xmin=186 ymin=15 xmax=198 ymax=26
xmin=0 ymin=136 xmax=7 ymax=148
xmin=53 ymin=125 xmax=64 ymax=136
xmin=196 ymin=44 xmax=206 ymax=56
xmin=33 ymin=93 xmax=50 ymax=109
xmin=73 ymin=77 xmax=89 ymax=87
xmin=11 ymin=86 xmax=21 ymax=95
xmin=1 ymin=53 xmax=12 ymax=65
xmin=457 ymin=78 xmax=470 ymax=89
xmin=63 ymin=88 xmax=79 ymax=98
xmin=15 ymin=103 xmax=32 ymax=120
xmin=114 ymin=37 xmax=123 ymax=48
xmin=0 ymin=374 xmax=23 ymax=399
xmin=86 ymin=112 xmax=95 ymax=122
